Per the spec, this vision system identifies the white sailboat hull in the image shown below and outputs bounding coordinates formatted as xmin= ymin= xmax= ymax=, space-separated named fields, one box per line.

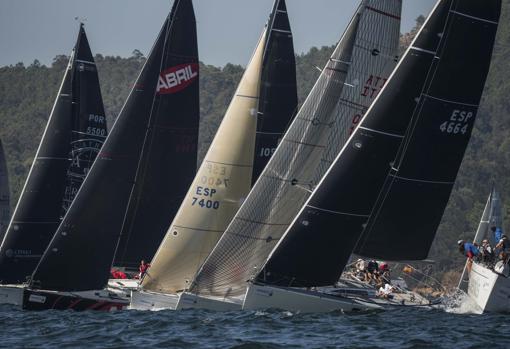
xmin=468 ymin=262 xmax=510 ymax=313
xmin=242 ymin=283 xmax=382 ymax=313
xmin=108 ymin=278 xmax=139 ymax=291
xmin=0 ymin=284 xmax=24 ymax=306
xmin=129 ymin=289 xmax=241 ymax=311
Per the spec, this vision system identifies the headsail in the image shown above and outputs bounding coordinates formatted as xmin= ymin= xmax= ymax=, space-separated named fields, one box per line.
xmin=143 ymin=29 xmax=266 ymax=294
xmin=0 ymin=140 xmax=9 ymax=241
xmin=0 ymin=24 xmax=107 ymax=284
xmin=113 ymin=0 xmax=200 ymax=270
xmin=30 ymin=0 xmax=199 ymax=292
xmin=260 ymin=0 xmax=500 ymax=287
xmin=190 ymin=0 xmax=402 ymax=298
xmin=354 ymin=0 xmax=501 ymax=261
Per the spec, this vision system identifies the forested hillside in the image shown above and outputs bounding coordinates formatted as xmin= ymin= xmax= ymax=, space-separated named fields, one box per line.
xmin=1 ymin=3 xmax=509 ymax=281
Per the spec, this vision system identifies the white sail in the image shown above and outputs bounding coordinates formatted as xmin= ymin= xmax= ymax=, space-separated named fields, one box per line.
xmin=143 ymin=29 xmax=267 ymax=293
xmin=190 ymin=0 xmax=402 ymax=298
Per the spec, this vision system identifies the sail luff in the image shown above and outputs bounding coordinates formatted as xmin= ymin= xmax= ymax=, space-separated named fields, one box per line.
xmin=0 ymin=140 xmax=10 ymax=242
xmin=143 ymin=28 xmax=267 ymax=294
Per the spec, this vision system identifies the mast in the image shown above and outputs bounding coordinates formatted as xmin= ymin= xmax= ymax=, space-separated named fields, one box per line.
xmin=259 ymin=0 xmax=500 ymax=287
xmin=0 ymin=24 xmax=107 ymax=284
xmin=190 ymin=0 xmax=402 ymax=298
xmin=113 ymin=0 xmax=200 ymax=270
xmin=0 ymin=140 xmax=9 ymax=241
xmin=30 ymin=0 xmax=199 ymax=292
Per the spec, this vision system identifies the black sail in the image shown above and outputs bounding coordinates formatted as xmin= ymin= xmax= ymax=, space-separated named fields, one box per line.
xmin=30 ymin=0 xmax=199 ymax=291
xmin=61 ymin=25 xmax=108 ymax=216
xmin=354 ymin=0 xmax=501 ymax=260
xmin=259 ymin=0 xmax=500 ymax=287
xmin=113 ymin=0 xmax=199 ymax=270
xmin=0 ymin=140 xmax=9 ymax=241
xmin=0 ymin=25 xmax=106 ymax=284
xmin=252 ymin=0 xmax=298 ymax=183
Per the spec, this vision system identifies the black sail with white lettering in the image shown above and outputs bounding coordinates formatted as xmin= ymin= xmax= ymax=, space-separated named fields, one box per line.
xmin=0 ymin=140 xmax=9 ymax=241
xmin=259 ymin=0 xmax=500 ymax=287
xmin=0 ymin=25 xmax=106 ymax=284
xmin=354 ymin=0 xmax=501 ymax=260
xmin=252 ymin=0 xmax=298 ymax=183
xmin=30 ymin=0 xmax=199 ymax=291
xmin=61 ymin=25 xmax=108 ymax=216
xmin=113 ymin=0 xmax=199 ymax=270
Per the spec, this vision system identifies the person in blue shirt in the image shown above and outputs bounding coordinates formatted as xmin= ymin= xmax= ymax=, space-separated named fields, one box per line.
xmin=458 ymin=240 xmax=480 ymax=272
xmin=491 ymin=226 xmax=503 ymax=243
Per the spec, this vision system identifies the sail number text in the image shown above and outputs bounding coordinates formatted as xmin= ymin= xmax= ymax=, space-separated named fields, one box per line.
xmin=439 ymin=109 xmax=473 ymax=135
xmin=191 ymin=186 xmax=220 ymax=209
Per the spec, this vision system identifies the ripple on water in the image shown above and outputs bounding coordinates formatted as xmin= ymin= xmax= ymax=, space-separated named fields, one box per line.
xmin=1 ymin=305 xmax=510 ymax=348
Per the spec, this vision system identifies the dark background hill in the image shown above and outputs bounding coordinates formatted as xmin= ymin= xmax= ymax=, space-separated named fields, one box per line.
xmin=1 ymin=3 xmax=509 ymax=284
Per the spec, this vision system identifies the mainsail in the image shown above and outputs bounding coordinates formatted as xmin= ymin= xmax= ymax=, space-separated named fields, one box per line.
xmin=30 ymin=0 xmax=199 ymax=292
xmin=354 ymin=0 xmax=501 ymax=261
xmin=113 ymin=0 xmax=200 ymax=270
xmin=190 ymin=0 xmax=402 ymax=297
xmin=260 ymin=0 xmax=500 ymax=287
xmin=143 ymin=0 xmax=298 ymax=294
xmin=0 ymin=24 xmax=107 ymax=284
xmin=252 ymin=0 xmax=298 ymax=183
xmin=0 ymin=140 xmax=9 ymax=241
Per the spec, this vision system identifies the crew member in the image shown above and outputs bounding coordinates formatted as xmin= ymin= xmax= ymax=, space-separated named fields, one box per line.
xmin=138 ymin=259 xmax=151 ymax=280
xmin=458 ymin=240 xmax=479 ymax=272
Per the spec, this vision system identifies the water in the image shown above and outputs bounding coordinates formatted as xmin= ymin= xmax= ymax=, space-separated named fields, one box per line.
xmin=1 ymin=303 xmax=509 ymax=348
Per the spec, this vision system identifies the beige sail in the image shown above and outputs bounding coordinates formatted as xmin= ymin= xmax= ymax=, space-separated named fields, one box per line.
xmin=143 ymin=29 xmax=267 ymax=294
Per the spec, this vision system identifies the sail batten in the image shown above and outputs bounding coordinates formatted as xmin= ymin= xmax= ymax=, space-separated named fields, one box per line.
xmin=0 ymin=24 xmax=107 ymax=284
xmin=190 ymin=0 xmax=402 ymax=298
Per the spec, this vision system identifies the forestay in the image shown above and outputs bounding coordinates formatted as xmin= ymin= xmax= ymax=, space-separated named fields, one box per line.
xmin=191 ymin=0 xmax=402 ymax=297
xmin=30 ymin=0 xmax=198 ymax=292
xmin=261 ymin=0 xmax=500 ymax=287
xmin=0 ymin=24 xmax=107 ymax=285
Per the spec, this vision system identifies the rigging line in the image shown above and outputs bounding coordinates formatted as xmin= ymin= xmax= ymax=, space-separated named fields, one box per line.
xmin=307 ymin=205 xmax=370 ymax=217
xmin=389 ymin=174 xmax=455 ymax=185
xmin=204 ymin=160 xmax=253 ymax=168
xmin=449 ymin=10 xmax=499 ymax=25
xmin=422 ymin=94 xmax=479 ymax=107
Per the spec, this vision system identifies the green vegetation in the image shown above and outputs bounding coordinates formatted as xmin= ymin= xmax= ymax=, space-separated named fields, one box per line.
xmin=1 ymin=5 xmax=509 ymax=281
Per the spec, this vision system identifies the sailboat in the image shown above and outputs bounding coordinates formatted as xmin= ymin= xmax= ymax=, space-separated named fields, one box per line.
xmin=19 ymin=0 xmax=200 ymax=311
xmin=131 ymin=0 xmax=298 ymax=311
xmin=181 ymin=0 xmax=403 ymax=312
xmin=241 ymin=0 xmax=500 ymax=312
xmin=0 ymin=140 xmax=9 ymax=241
xmin=0 ymin=24 xmax=108 ymax=306
xmin=459 ymin=187 xmax=510 ymax=313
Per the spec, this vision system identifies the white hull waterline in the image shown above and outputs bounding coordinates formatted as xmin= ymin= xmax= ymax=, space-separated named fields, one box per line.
xmin=468 ymin=262 xmax=510 ymax=313
xmin=242 ymin=283 xmax=382 ymax=313
xmin=0 ymin=284 xmax=24 ymax=306
xmin=129 ymin=289 xmax=241 ymax=311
